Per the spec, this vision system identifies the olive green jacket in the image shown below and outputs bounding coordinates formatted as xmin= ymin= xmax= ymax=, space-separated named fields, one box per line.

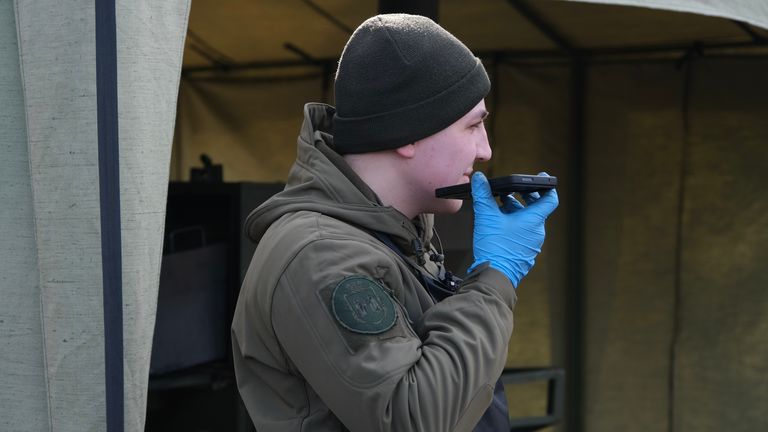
xmin=232 ymin=103 xmax=516 ymax=432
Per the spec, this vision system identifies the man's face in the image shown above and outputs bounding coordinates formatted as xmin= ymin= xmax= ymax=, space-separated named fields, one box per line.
xmin=408 ymin=100 xmax=491 ymax=214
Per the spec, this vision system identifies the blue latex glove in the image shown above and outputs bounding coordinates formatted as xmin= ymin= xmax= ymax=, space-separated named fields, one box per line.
xmin=468 ymin=172 xmax=559 ymax=288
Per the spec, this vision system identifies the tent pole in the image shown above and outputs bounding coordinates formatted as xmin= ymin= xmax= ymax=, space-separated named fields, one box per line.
xmin=731 ymin=20 xmax=767 ymax=44
xmin=505 ymin=3 xmax=586 ymax=432
xmin=180 ymin=41 xmax=766 ymax=76
xmin=565 ymin=56 xmax=586 ymax=432
xmin=301 ymin=0 xmax=354 ymax=34
xmin=506 ymin=0 xmax=575 ymax=53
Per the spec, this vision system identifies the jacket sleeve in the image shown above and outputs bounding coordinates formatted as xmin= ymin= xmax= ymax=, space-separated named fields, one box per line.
xmin=270 ymin=231 xmax=517 ymax=432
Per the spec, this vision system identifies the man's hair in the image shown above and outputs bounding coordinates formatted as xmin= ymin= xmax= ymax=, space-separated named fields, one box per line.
xmin=332 ymin=14 xmax=490 ymax=155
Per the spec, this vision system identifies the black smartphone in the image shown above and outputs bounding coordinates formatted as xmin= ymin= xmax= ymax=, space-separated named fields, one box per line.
xmin=435 ymin=174 xmax=558 ymax=200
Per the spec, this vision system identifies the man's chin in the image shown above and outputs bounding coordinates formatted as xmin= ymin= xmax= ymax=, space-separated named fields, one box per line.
xmin=431 ymin=198 xmax=464 ymax=215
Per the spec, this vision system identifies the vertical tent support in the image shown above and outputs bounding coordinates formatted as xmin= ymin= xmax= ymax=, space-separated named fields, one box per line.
xmin=505 ymin=2 xmax=586 ymax=431
xmin=565 ymin=57 xmax=586 ymax=432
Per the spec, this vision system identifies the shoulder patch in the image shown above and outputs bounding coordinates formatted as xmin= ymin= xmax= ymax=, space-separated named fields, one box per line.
xmin=331 ymin=276 xmax=397 ymax=334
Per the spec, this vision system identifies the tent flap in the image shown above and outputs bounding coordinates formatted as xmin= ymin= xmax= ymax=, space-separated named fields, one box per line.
xmin=1 ymin=0 xmax=190 ymax=430
xmin=565 ymin=0 xmax=768 ymax=31
xmin=0 ymin=1 xmax=50 ymax=430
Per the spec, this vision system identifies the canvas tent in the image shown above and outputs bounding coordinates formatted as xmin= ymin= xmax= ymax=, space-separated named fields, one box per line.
xmin=1 ymin=0 xmax=767 ymax=431
xmin=1 ymin=0 xmax=190 ymax=431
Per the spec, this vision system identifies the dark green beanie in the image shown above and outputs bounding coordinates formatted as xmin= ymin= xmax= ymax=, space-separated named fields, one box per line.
xmin=333 ymin=14 xmax=490 ymax=155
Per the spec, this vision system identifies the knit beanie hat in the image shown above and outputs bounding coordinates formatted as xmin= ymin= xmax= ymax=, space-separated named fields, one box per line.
xmin=332 ymin=14 xmax=490 ymax=155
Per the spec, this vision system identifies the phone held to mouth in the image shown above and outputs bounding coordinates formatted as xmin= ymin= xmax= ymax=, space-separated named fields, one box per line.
xmin=435 ymin=174 xmax=557 ymax=200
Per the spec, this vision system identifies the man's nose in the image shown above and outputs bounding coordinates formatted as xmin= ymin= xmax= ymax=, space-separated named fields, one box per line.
xmin=476 ymin=132 xmax=492 ymax=162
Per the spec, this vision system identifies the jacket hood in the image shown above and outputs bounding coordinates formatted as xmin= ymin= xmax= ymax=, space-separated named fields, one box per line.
xmin=244 ymin=103 xmax=433 ymax=253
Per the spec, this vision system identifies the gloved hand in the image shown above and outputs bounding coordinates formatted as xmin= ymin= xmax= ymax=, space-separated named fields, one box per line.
xmin=468 ymin=172 xmax=559 ymax=288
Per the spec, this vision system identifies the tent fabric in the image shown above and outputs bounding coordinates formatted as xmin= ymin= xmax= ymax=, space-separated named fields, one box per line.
xmin=584 ymin=59 xmax=768 ymax=431
xmin=567 ymin=0 xmax=768 ymax=29
xmin=0 ymin=0 xmax=190 ymax=431
xmin=675 ymin=58 xmax=768 ymax=431
xmin=0 ymin=1 xmax=50 ymax=431
xmin=181 ymin=0 xmax=767 ymax=71
xmin=174 ymin=75 xmax=325 ymax=182
xmin=567 ymin=0 xmax=768 ymax=31
xmin=14 ymin=1 xmax=107 ymax=429
xmin=115 ymin=2 xmax=191 ymax=430
xmin=584 ymin=63 xmax=684 ymax=431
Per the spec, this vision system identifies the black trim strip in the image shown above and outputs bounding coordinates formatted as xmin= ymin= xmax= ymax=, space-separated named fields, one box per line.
xmin=95 ymin=0 xmax=123 ymax=430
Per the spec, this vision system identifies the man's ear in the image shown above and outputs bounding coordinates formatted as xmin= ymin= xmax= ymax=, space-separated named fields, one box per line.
xmin=394 ymin=143 xmax=416 ymax=158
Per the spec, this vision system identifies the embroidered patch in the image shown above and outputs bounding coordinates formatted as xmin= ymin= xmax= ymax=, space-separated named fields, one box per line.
xmin=331 ymin=276 xmax=397 ymax=334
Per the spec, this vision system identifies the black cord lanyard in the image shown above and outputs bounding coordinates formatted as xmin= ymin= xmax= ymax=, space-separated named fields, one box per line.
xmin=370 ymin=231 xmax=460 ymax=302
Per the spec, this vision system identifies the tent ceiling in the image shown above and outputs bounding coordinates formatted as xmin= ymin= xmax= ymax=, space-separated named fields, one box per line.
xmin=183 ymin=0 xmax=768 ymax=70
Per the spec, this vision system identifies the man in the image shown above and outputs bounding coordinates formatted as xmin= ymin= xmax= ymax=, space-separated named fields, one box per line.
xmin=232 ymin=14 xmax=558 ymax=431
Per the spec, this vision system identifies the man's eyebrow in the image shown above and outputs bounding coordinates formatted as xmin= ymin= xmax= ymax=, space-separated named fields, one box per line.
xmin=467 ymin=110 xmax=489 ymax=124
